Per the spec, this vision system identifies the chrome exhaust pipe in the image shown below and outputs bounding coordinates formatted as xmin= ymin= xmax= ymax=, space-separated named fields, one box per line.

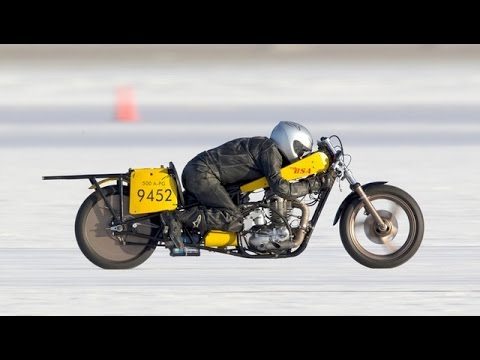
xmin=291 ymin=200 xmax=310 ymax=248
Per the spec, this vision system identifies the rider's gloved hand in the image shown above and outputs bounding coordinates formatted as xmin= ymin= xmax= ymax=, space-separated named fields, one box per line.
xmin=307 ymin=172 xmax=334 ymax=193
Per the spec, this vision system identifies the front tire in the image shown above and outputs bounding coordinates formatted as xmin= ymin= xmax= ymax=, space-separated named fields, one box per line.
xmin=339 ymin=184 xmax=424 ymax=268
xmin=75 ymin=185 xmax=156 ymax=269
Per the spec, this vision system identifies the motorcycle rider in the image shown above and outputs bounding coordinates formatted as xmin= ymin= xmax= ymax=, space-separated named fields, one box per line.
xmin=163 ymin=121 xmax=333 ymax=251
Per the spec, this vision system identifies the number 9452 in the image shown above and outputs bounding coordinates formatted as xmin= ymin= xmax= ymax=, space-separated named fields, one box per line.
xmin=137 ymin=188 xmax=172 ymax=202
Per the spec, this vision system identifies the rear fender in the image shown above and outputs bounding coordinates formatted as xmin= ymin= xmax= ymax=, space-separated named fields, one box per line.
xmin=333 ymin=181 xmax=387 ymax=225
xmin=88 ymin=178 xmax=128 ymax=189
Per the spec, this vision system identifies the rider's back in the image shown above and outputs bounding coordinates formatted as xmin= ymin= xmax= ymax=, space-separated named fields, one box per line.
xmin=191 ymin=136 xmax=284 ymax=186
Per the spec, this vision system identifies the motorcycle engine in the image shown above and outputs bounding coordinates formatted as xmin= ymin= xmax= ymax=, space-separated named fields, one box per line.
xmin=248 ymin=225 xmax=290 ymax=251
xmin=245 ymin=196 xmax=294 ymax=252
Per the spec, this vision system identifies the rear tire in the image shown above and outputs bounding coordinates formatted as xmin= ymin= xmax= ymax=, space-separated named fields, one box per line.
xmin=75 ymin=185 xmax=156 ymax=269
xmin=339 ymin=184 xmax=424 ymax=268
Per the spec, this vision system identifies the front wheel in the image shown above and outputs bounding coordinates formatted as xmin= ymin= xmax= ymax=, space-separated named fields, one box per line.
xmin=339 ymin=184 xmax=424 ymax=268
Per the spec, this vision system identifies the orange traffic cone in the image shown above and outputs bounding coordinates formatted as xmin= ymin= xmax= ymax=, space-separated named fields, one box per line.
xmin=116 ymin=86 xmax=139 ymax=122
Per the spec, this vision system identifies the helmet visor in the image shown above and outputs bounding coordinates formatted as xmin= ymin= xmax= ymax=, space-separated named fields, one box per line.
xmin=293 ymin=140 xmax=312 ymax=159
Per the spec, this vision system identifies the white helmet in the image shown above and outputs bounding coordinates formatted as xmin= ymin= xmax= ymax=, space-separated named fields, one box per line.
xmin=270 ymin=121 xmax=314 ymax=163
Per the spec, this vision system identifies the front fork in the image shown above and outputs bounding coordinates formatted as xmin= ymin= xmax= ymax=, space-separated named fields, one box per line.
xmin=323 ymin=138 xmax=388 ymax=231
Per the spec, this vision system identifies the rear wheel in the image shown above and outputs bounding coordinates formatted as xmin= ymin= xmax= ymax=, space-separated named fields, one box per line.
xmin=339 ymin=184 xmax=424 ymax=268
xmin=75 ymin=185 xmax=156 ymax=269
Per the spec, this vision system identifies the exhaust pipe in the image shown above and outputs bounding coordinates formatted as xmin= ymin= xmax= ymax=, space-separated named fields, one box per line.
xmin=291 ymin=200 xmax=310 ymax=248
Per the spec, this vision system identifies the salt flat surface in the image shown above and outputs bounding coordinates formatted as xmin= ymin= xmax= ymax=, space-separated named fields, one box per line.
xmin=0 ymin=246 xmax=479 ymax=316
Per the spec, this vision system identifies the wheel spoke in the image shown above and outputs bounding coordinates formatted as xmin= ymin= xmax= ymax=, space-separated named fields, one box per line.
xmin=389 ymin=204 xmax=402 ymax=220
xmin=381 ymin=238 xmax=399 ymax=253
xmin=354 ymin=221 xmax=364 ymax=233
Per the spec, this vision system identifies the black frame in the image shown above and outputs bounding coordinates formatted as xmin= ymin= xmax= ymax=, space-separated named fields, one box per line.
xmin=42 ymin=170 xmax=335 ymax=259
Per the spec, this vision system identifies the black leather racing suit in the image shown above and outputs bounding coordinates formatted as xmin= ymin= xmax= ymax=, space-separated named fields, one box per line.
xmin=180 ymin=136 xmax=315 ymax=233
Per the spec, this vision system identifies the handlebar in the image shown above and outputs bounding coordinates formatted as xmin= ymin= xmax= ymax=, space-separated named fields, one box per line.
xmin=319 ymin=137 xmax=339 ymax=161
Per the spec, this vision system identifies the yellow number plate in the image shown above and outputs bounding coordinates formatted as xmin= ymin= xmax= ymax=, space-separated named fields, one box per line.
xmin=129 ymin=167 xmax=178 ymax=214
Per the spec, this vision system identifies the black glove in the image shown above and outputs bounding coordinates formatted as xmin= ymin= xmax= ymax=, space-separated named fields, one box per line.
xmin=306 ymin=172 xmax=334 ymax=193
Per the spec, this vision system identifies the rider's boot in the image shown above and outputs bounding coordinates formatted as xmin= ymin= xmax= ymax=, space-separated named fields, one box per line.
xmin=177 ymin=206 xmax=243 ymax=233
xmin=162 ymin=211 xmax=200 ymax=257
xmin=176 ymin=207 xmax=208 ymax=234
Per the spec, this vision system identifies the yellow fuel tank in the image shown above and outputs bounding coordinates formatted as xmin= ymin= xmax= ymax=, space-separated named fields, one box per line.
xmin=204 ymin=230 xmax=238 ymax=247
xmin=240 ymin=151 xmax=330 ymax=193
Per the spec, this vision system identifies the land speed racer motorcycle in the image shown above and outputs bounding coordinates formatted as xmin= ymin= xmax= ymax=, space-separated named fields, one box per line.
xmin=43 ymin=136 xmax=424 ymax=269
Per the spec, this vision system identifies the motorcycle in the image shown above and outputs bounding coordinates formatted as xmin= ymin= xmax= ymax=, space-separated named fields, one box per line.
xmin=42 ymin=136 xmax=424 ymax=269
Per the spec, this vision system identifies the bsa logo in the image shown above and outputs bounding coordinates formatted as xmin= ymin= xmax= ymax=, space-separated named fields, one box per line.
xmin=292 ymin=167 xmax=312 ymax=175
